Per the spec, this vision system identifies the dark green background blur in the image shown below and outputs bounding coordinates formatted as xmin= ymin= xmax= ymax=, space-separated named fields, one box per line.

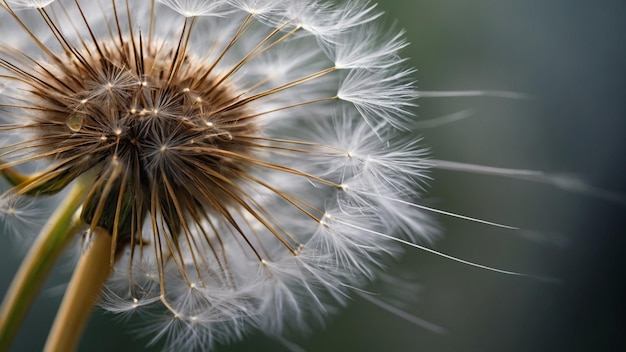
xmin=1 ymin=0 xmax=625 ymax=351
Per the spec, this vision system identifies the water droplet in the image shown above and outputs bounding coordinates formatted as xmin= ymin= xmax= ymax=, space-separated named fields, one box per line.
xmin=66 ymin=114 xmax=84 ymax=132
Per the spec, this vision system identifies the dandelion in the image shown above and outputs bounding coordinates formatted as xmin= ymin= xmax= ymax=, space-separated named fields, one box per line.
xmin=1 ymin=0 xmax=621 ymax=351
xmin=0 ymin=0 xmax=444 ymax=350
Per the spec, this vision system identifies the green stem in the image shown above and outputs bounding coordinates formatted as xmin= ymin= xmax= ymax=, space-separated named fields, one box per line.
xmin=0 ymin=178 xmax=90 ymax=352
xmin=44 ymin=227 xmax=113 ymax=352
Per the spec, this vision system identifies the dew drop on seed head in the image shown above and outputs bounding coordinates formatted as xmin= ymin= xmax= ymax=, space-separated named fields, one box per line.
xmin=66 ymin=114 xmax=84 ymax=132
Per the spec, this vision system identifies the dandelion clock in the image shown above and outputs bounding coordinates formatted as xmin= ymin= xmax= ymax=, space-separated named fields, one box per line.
xmin=1 ymin=0 xmax=624 ymax=351
xmin=0 ymin=0 xmax=440 ymax=349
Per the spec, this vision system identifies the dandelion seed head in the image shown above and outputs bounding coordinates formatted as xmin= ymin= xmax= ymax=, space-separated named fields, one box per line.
xmin=0 ymin=0 xmax=434 ymax=349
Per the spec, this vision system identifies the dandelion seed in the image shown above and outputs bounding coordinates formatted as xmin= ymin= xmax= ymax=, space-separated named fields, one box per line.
xmin=0 ymin=191 xmax=46 ymax=242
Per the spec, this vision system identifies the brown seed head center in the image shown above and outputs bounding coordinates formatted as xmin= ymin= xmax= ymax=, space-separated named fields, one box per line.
xmin=28 ymin=38 xmax=257 ymax=240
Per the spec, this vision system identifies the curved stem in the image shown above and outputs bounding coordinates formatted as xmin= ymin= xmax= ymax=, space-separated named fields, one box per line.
xmin=0 ymin=179 xmax=90 ymax=352
xmin=44 ymin=227 xmax=112 ymax=352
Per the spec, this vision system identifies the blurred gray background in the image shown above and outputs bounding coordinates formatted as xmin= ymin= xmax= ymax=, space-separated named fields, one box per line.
xmin=1 ymin=0 xmax=625 ymax=351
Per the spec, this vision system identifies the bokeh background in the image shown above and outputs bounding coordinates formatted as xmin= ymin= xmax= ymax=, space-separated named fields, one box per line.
xmin=1 ymin=0 xmax=625 ymax=351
